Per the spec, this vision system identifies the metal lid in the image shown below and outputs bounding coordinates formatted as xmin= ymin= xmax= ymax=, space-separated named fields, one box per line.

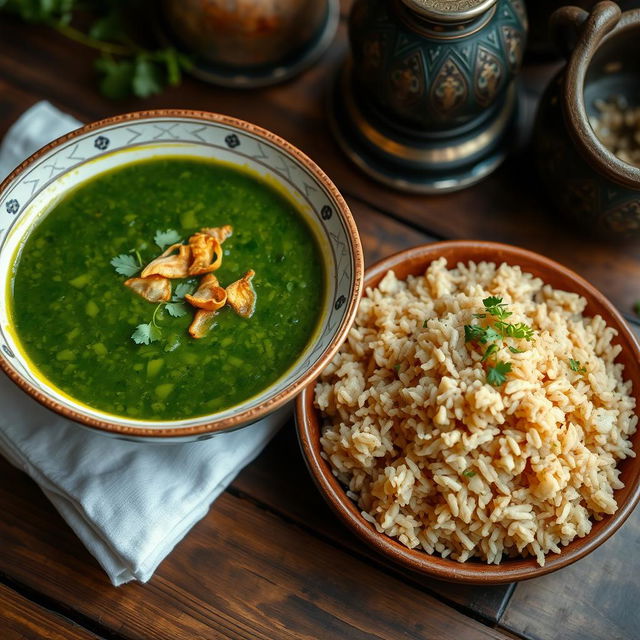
xmin=401 ymin=0 xmax=497 ymax=23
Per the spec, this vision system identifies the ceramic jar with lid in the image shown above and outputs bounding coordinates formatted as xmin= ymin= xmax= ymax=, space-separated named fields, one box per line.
xmin=330 ymin=0 xmax=528 ymax=193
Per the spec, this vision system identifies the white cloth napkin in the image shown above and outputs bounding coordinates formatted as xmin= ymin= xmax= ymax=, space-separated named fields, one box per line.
xmin=0 ymin=102 xmax=287 ymax=586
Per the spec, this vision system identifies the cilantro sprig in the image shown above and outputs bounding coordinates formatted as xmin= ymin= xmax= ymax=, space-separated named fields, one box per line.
xmin=154 ymin=229 xmax=182 ymax=250
xmin=111 ymin=247 xmax=196 ymax=344
xmin=569 ymin=359 xmax=587 ymax=375
xmin=487 ymin=361 xmax=512 ymax=386
xmin=464 ymin=297 xmax=535 ymax=387
xmin=1 ymin=0 xmax=192 ymax=99
xmin=131 ymin=304 xmax=163 ymax=345
xmin=110 ymin=253 xmax=139 ymax=277
xmin=472 ymin=296 xmax=512 ymax=320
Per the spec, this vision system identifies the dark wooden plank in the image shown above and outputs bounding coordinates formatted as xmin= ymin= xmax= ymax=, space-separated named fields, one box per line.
xmin=499 ymin=508 xmax=640 ymax=640
xmin=0 ymin=459 xmax=513 ymax=640
xmin=233 ymin=426 xmax=514 ymax=623
xmin=0 ymin=582 xmax=103 ymax=640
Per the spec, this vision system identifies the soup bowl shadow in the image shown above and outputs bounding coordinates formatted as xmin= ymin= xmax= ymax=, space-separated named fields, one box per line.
xmin=295 ymin=240 xmax=640 ymax=584
xmin=0 ymin=110 xmax=363 ymax=442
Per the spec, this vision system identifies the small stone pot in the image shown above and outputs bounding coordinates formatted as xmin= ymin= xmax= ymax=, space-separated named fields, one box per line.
xmin=526 ymin=0 xmax=640 ymax=58
xmin=160 ymin=0 xmax=339 ymax=88
xmin=330 ymin=0 xmax=528 ymax=193
xmin=533 ymin=2 xmax=640 ymax=237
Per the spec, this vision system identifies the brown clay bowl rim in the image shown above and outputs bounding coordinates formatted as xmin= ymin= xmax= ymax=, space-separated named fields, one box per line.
xmin=0 ymin=109 xmax=364 ymax=439
xmin=296 ymin=240 xmax=640 ymax=584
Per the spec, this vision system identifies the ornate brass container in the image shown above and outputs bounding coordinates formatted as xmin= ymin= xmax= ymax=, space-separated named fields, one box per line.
xmin=330 ymin=0 xmax=528 ymax=193
xmin=160 ymin=0 xmax=339 ymax=88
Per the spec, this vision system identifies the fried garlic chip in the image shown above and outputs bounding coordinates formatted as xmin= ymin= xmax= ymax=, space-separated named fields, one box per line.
xmin=226 ymin=269 xmax=256 ymax=318
xmin=188 ymin=233 xmax=222 ymax=276
xmin=201 ymin=225 xmax=233 ymax=244
xmin=124 ymin=276 xmax=171 ymax=303
xmin=189 ymin=309 xmax=217 ymax=339
xmin=185 ymin=274 xmax=227 ymax=311
xmin=141 ymin=243 xmax=192 ymax=279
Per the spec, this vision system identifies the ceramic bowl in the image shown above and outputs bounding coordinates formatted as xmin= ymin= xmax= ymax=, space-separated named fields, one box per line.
xmin=296 ymin=240 xmax=640 ymax=584
xmin=0 ymin=110 xmax=363 ymax=442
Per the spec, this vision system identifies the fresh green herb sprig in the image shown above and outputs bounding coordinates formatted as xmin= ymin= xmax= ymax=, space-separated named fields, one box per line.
xmin=154 ymin=228 xmax=182 ymax=250
xmin=1 ymin=0 xmax=193 ymax=99
xmin=569 ymin=359 xmax=587 ymax=375
xmin=131 ymin=303 xmax=163 ymax=345
xmin=464 ymin=296 xmax=534 ymax=387
xmin=472 ymin=296 xmax=512 ymax=320
xmin=110 ymin=236 xmax=194 ymax=344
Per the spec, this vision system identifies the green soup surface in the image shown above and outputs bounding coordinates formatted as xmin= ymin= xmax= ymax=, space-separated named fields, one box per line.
xmin=10 ymin=157 xmax=325 ymax=420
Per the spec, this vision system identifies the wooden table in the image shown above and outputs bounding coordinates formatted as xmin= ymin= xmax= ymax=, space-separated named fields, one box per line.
xmin=0 ymin=5 xmax=639 ymax=640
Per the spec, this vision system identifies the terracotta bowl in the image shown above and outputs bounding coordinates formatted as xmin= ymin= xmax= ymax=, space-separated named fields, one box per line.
xmin=296 ymin=240 xmax=640 ymax=584
xmin=0 ymin=110 xmax=363 ymax=442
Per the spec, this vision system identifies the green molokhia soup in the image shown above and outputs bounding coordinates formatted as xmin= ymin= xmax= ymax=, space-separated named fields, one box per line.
xmin=10 ymin=157 xmax=325 ymax=420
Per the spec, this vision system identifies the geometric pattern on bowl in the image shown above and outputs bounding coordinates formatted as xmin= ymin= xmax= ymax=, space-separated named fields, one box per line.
xmin=0 ymin=111 xmax=363 ymax=441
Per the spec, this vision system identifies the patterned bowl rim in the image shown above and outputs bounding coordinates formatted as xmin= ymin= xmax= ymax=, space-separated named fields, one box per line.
xmin=296 ymin=240 xmax=640 ymax=584
xmin=0 ymin=109 xmax=364 ymax=439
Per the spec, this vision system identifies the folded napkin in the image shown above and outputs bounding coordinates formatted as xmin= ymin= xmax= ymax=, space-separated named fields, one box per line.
xmin=0 ymin=102 xmax=287 ymax=586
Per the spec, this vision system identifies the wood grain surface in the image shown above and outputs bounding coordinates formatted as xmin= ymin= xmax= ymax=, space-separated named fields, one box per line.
xmin=0 ymin=582 xmax=103 ymax=640
xmin=0 ymin=459 xmax=512 ymax=640
xmin=501 ymin=508 xmax=640 ymax=640
xmin=0 ymin=2 xmax=638 ymax=639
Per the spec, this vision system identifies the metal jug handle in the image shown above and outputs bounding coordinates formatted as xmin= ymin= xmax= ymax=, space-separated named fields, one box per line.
xmin=552 ymin=2 xmax=640 ymax=189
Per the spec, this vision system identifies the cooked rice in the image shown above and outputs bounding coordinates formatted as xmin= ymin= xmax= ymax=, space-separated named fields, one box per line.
xmin=315 ymin=259 xmax=637 ymax=565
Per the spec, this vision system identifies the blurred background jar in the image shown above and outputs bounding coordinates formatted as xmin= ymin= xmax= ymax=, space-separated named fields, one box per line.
xmin=527 ymin=0 xmax=640 ymax=58
xmin=533 ymin=1 xmax=640 ymax=238
xmin=160 ymin=0 xmax=339 ymax=87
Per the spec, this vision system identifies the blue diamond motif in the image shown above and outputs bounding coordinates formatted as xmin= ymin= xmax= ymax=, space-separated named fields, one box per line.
xmin=6 ymin=199 xmax=19 ymax=215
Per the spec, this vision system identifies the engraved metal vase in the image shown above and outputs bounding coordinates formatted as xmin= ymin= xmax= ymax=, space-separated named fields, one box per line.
xmin=160 ymin=0 xmax=340 ymax=88
xmin=330 ymin=0 xmax=528 ymax=193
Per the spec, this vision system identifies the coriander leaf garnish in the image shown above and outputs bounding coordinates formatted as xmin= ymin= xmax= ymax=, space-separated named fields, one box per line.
xmin=463 ymin=470 xmax=476 ymax=478
xmin=465 ymin=324 xmax=488 ymax=344
xmin=495 ymin=321 xmax=535 ymax=341
xmin=483 ymin=296 xmax=503 ymax=308
xmin=394 ymin=364 xmax=401 ymax=371
xmin=482 ymin=296 xmax=513 ymax=320
xmin=131 ymin=304 xmax=164 ymax=345
xmin=487 ymin=361 xmax=512 ymax=386
xmin=569 ymin=359 xmax=587 ymax=374
xmin=422 ymin=320 xmax=428 ymax=328
xmin=173 ymin=282 xmax=194 ymax=300
xmin=154 ymin=229 xmax=182 ymax=250
xmin=131 ymin=323 xmax=162 ymax=345
xmin=165 ymin=302 xmax=188 ymax=318
xmin=634 ymin=301 xmax=640 ymax=317
xmin=465 ymin=297 xmax=533 ymax=386
xmin=482 ymin=344 xmax=499 ymax=362
xmin=111 ymin=253 xmax=139 ymax=277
